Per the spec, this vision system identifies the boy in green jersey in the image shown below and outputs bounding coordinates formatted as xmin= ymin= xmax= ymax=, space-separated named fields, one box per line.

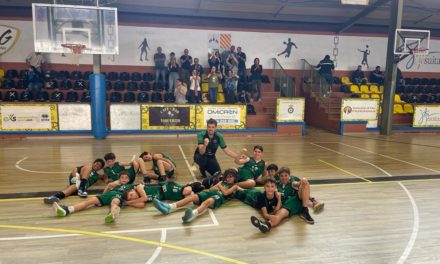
xmin=103 ymin=152 xmax=149 ymax=184
xmin=152 ymin=168 xmax=240 ymax=223
xmin=266 ymin=164 xmax=324 ymax=213
xmin=44 ymin=158 xmax=105 ymax=203
xmin=140 ymin=151 xmax=176 ymax=183
xmin=235 ymin=145 xmax=267 ymax=189
xmin=53 ymin=171 xmax=145 ymax=223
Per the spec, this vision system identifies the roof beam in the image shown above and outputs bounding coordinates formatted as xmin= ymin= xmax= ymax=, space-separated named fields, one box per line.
xmin=337 ymin=0 xmax=391 ymax=33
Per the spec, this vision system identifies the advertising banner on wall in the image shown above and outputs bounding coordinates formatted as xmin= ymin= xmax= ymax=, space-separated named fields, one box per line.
xmin=141 ymin=105 xmax=195 ymax=130
xmin=341 ymin=99 xmax=379 ymax=121
xmin=413 ymin=105 xmax=440 ymax=127
xmin=276 ymin=98 xmax=305 ymax=122
xmin=0 ymin=103 xmax=58 ymax=131
xmin=196 ymin=105 xmax=246 ymax=129
xmin=58 ymin=104 xmax=91 ymax=131
xmin=110 ymin=104 xmax=141 ymax=130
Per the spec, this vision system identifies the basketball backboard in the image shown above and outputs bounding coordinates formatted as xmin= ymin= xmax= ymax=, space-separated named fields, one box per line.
xmin=32 ymin=3 xmax=118 ymax=55
xmin=394 ymin=29 xmax=430 ymax=55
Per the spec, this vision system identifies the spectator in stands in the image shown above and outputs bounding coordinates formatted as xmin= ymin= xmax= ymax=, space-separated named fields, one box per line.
xmin=209 ymin=51 xmax=222 ymax=73
xmin=222 ymin=46 xmax=235 ymax=70
xmin=370 ymin=66 xmax=385 ymax=85
xmin=224 ymin=53 xmax=238 ymax=77
xmin=189 ymin=69 xmax=201 ymax=104
xmin=250 ymin=58 xmax=263 ymax=102
xmin=350 ymin=65 xmax=367 ymax=85
xmin=174 ymin=79 xmax=187 ymax=104
xmin=180 ymin=49 xmax=193 ymax=86
xmin=25 ymin=66 xmax=45 ymax=98
xmin=191 ymin=58 xmax=204 ymax=77
xmin=225 ymin=69 xmax=239 ymax=104
xmin=25 ymin=52 xmax=45 ymax=72
xmin=208 ymin=66 xmax=221 ymax=104
xmin=236 ymin=46 xmax=247 ymax=83
xmin=168 ymin=56 xmax=179 ymax=93
xmin=314 ymin=55 xmax=335 ymax=96
xmin=154 ymin=46 xmax=167 ymax=84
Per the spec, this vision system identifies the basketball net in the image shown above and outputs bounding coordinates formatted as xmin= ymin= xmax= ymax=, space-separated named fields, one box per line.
xmin=61 ymin=44 xmax=86 ymax=66
xmin=410 ymin=48 xmax=428 ymax=70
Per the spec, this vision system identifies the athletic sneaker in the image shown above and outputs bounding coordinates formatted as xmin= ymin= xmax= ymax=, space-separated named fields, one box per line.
xmin=250 ymin=216 xmax=270 ymax=233
xmin=143 ymin=176 xmax=151 ymax=184
xmin=77 ymin=190 xmax=88 ymax=198
xmin=312 ymin=201 xmax=325 ymax=213
xmin=152 ymin=199 xmax=171 ymax=215
xmin=53 ymin=202 xmax=69 ymax=217
xmin=44 ymin=196 xmax=60 ymax=204
xmin=182 ymin=208 xmax=197 ymax=223
xmin=299 ymin=207 xmax=314 ymax=224
xmin=104 ymin=206 xmax=120 ymax=223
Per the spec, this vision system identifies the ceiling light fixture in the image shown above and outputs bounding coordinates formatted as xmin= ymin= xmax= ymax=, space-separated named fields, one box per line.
xmin=341 ymin=0 xmax=369 ymax=5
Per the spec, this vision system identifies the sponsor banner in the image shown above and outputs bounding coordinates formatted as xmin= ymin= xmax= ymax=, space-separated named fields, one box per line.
xmin=58 ymin=104 xmax=91 ymax=131
xmin=141 ymin=105 xmax=195 ymax=130
xmin=413 ymin=105 xmax=440 ymax=127
xmin=196 ymin=105 xmax=246 ymax=129
xmin=341 ymin=99 xmax=379 ymax=121
xmin=367 ymin=120 xmax=378 ymax=128
xmin=110 ymin=104 xmax=141 ymax=130
xmin=276 ymin=98 xmax=305 ymax=122
xmin=0 ymin=25 xmax=20 ymax=56
xmin=0 ymin=104 xmax=57 ymax=131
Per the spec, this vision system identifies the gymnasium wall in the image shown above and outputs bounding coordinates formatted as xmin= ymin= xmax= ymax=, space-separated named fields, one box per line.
xmin=1 ymin=19 xmax=440 ymax=74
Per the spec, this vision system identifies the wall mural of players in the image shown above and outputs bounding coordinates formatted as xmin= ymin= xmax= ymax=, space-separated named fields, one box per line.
xmin=138 ymin=37 xmax=150 ymax=61
xmin=358 ymin=45 xmax=370 ymax=68
xmin=277 ymin=37 xmax=298 ymax=58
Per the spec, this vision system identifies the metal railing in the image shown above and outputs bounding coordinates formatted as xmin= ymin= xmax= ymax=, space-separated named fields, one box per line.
xmin=301 ymin=59 xmax=333 ymax=96
xmin=272 ymin=58 xmax=295 ymax=97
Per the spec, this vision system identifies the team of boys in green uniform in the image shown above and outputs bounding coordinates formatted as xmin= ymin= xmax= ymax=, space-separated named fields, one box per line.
xmin=48 ymin=118 xmax=324 ymax=232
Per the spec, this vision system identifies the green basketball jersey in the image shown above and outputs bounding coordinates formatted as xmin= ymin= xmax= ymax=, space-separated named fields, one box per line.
xmin=104 ymin=162 xmax=126 ymax=182
xmin=238 ymin=158 xmax=265 ymax=181
xmin=276 ymin=176 xmax=299 ymax=202
xmin=144 ymin=185 xmax=164 ymax=202
xmin=161 ymin=181 xmax=185 ymax=201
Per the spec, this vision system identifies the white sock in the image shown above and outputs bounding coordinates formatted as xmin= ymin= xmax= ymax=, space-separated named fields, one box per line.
xmin=170 ymin=203 xmax=177 ymax=210
xmin=68 ymin=206 xmax=75 ymax=213
xmin=193 ymin=210 xmax=199 ymax=216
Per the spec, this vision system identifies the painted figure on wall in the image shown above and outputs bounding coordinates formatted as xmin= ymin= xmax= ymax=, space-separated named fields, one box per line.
xmin=277 ymin=38 xmax=298 ymax=58
xmin=358 ymin=45 xmax=370 ymax=68
xmin=138 ymin=38 xmax=150 ymax=61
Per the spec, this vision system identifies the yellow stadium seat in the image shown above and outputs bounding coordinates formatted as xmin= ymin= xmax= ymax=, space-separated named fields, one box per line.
xmin=393 ymin=104 xmax=406 ymax=114
xmin=360 ymin=85 xmax=371 ymax=93
xmin=379 ymin=85 xmax=384 ymax=93
xmin=0 ymin=69 xmax=4 ymax=79
xmin=371 ymin=94 xmax=380 ymax=100
xmin=218 ymin=84 xmax=223 ymax=94
xmin=201 ymin=83 xmax=209 ymax=93
xmin=341 ymin=76 xmax=351 ymax=84
xmin=370 ymin=85 xmax=381 ymax=94
xmin=394 ymin=94 xmax=404 ymax=103
xmin=350 ymin=85 xmax=361 ymax=94
xmin=361 ymin=93 xmax=370 ymax=99
xmin=403 ymin=103 xmax=414 ymax=114
xmin=217 ymin=92 xmax=225 ymax=103
xmin=201 ymin=74 xmax=208 ymax=83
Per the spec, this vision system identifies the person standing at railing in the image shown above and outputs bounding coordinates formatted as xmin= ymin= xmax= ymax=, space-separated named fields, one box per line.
xmin=314 ymin=55 xmax=335 ymax=97
xmin=250 ymin=58 xmax=263 ymax=102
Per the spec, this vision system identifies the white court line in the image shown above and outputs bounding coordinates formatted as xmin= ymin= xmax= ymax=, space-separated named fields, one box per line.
xmin=145 ymin=229 xmax=166 ymax=264
xmin=338 ymin=142 xmax=440 ymax=173
xmin=0 ymin=234 xmax=79 ymax=241
xmin=310 ymin=143 xmax=392 ymax=176
xmin=311 ymin=143 xmax=419 ymax=264
xmin=15 ymin=157 xmax=69 ymax=174
xmin=178 ymin=144 xmax=219 ymax=226
xmin=178 ymin=145 xmax=197 ymax=183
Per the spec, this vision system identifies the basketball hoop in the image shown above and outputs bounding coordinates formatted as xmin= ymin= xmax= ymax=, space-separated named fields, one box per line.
xmin=61 ymin=43 xmax=86 ymax=66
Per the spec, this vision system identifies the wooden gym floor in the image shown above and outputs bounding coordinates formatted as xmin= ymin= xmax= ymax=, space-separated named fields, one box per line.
xmin=1 ymin=129 xmax=440 ymax=264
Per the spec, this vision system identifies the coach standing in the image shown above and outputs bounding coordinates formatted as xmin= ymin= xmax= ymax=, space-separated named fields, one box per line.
xmin=194 ymin=118 xmax=237 ymax=178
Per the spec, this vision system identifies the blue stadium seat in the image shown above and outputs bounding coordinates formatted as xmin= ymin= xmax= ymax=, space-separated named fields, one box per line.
xmin=114 ymin=80 xmax=125 ymax=91
xmin=80 ymin=91 xmax=91 ymax=102
xmin=105 ymin=80 xmax=112 ymax=91
xmin=164 ymin=92 xmax=175 ymax=103
xmin=152 ymin=81 xmax=164 ymax=91
xmin=46 ymin=80 xmax=58 ymax=89
xmin=50 ymin=91 xmax=64 ymax=102
xmin=16 ymin=79 xmax=26 ymax=89
xmin=131 ymin=72 xmax=142 ymax=81
xmin=73 ymin=80 xmax=86 ymax=90
xmin=83 ymin=71 xmax=93 ymax=80
xmin=60 ymin=79 xmax=72 ymax=90
xmin=4 ymin=89 xmax=18 ymax=101
xmin=110 ymin=91 xmax=122 ymax=102
xmin=151 ymin=92 xmax=162 ymax=102
xmin=2 ymin=79 xmax=15 ymax=89
xmin=127 ymin=81 xmax=138 ymax=91
xmin=137 ymin=92 xmax=149 ymax=102
xmin=123 ymin=92 xmax=136 ymax=102
xmin=18 ymin=91 xmax=33 ymax=101
xmin=57 ymin=70 xmax=70 ymax=79
xmin=66 ymin=91 xmax=79 ymax=102
xmin=70 ymin=71 xmax=82 ymax=80
xmin=140 ymin=81 xmax=151 ymax=91
xmin=35 ymin=91 xmax=49 ymax=102
xmin=119 ymin=72 xmax=130 ymax=81
xmin=5 ymin=69 xmax=18 ymax=79
xmin=143 ymin=72 xmax=154 ymax=81
xmin=107 ymin=72 xmax=118 ymax=81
